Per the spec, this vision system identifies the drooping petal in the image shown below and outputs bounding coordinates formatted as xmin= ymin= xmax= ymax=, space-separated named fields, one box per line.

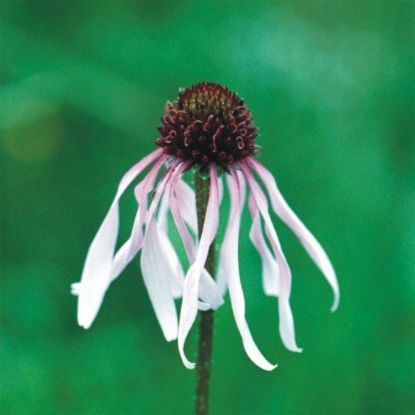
xmin=110 ymin=156 xmax=166 ymax=283
xmin=249 ymin=158 xmax=339 ymax=311
xmin=248 ymin=194 xmax=280 ymax=296
xmin=215 ymin=172 xmax=243 ymax=298
xmin=76 ymin=148 xmax=163 ymax=329
xmin=152 ymin=177 xmax=187 ymax=299
xmin=70 ymin=282 xmax=81 ymax=295
xmin=221 ymin=166 xmax=277 ymax=370
xmin=157 ymin=192 xmax=170 ymax=234
xmin=141 ymin=219 xmax=180 ymax=341
xmin=198 ymin=269 xmax=224 ymax=310
xmin=169 ymin=182 xmax=196 ymax=260
xmin=241 ymin=163 xmax=302 ymax=353
xmin=140 ymin=162 xmax=182 ymax=341
xmin=175 ymin=179 xmax=198 ymax=233
xmin=156 ymin=222 xmax=184 ymax=299
xmin=168 ymin=170 xmax=223 ymax=311
xmin=178 ymin=165 xmax=220 ymax=369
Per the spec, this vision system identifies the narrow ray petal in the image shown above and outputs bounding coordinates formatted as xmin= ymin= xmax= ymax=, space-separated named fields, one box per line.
xmin=248 ymin=195 xmax=280 ymax=296
xmin=169 ymin=181 xmax=196 ymax=260
xmin=157 ymin=193 xmax=170 ymax=234
xmin=141 ymin=219 xmax=179 ymax=341
xmin=221 ymin=167 xmax=277 ymax=370
xmin=169 ymin=171 xmax=223 ymax=310
xmin=175 ymin=179 xmax=198 ymax=233
xmin=77 ymin=148 xmax=163 ymax=329
xmin=110 ymin=156 xmax=166 ymax=283
xmin=140 ymin=162 xmax=181 ymax=341
xmin=70 ymin=282 xmax=80 ymax=296
xmin=249 ymin=159 xmax=339 ymax=311
xmin=198 ymin=269 xmax=224 ymax=310
xmin=241 ymin=163 xmax=302 ymax=353
xmin=178 ymin=165 xmax=220 ymax=369
xmin=153 ymin=167 xmax=195 ymax=299
xmin=216 ymin=173 xmax=242 ymax=298
xmin=156 ymin=223 xmax=184 ymax=299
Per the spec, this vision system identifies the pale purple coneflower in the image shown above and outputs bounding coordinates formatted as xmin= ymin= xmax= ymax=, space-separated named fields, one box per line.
xmin=72 ymin=82 xmax=339 ymax=372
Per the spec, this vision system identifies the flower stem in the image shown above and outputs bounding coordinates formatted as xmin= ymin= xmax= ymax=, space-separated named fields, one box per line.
xmin=194 ymin=171 xmax=215 ymax=415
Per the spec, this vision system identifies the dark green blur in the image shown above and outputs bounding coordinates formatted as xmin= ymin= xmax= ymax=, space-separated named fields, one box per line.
xmin=1 ymin=1 xmax=414 ymax=414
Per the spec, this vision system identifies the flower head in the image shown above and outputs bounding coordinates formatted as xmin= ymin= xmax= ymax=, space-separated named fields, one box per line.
xmin=156 ymin=81 xmax=256 ymax=168
xmin=73 ymin=82 xmax=339 ymax=370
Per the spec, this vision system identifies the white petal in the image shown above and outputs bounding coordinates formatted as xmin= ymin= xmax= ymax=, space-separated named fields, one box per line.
xmin=242 ymin=163 xmax=302 ymax=353
xmin=248 ymin=195 xmax=280 ymax=296
xmin=199 ymin=269 xmax=224 ymax=310
xmin=175 ymin=179 xmax=197 ymax=233
xmin=157 ymin=193 xmax=170 ymax=234
xmin=215 ymin=173 xmax=243 ymax=298
xmin=250 ymin=159 xmax=339 ymax=311
xmin=110 ymin=158 xmax=164 ymax=283
xmin=221 ymin=167 xmax=277 ymax=370
xmin=198 ymin=301 xmax=211 ymax=311
xmin=71 ymin=282 xmax=81 ymax=296
xmin=154 ymin=180 xmax=185 ymax=299
xmin=178 ymin=165 xmax=220 ymax=369
xmin=140 ymin=163 xmax=183 ymax=341
xmin=169 ymin=183 xmax=196 ymax=260
xmin=169 ymin=173 xmax=224 ymax=310
xmin=156 ymin=222 xmax=184 ymax=299
xmin=76 ymin=149 xmax=163 ymax=329
xmin=141 ymin=219 xmax=179 ymax=342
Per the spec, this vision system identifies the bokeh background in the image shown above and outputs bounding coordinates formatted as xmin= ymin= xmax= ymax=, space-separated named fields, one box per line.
xmin=1 ymin=1 xmax=414 ymax=414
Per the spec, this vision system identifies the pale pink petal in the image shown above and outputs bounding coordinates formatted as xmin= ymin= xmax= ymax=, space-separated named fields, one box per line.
xmin=141 ymin=218 xmax=179 ymax=342
xmin=175 ymin=179 xmax=198 ymax=233
xmin=215 ymin=172 xmax=243 ymax=297
xmin=152 ymin=173 xmax=186 ymax=299
xmin=157 ymin=192 xmax=170 ymax=234
xmin=178 ymin=165 xmax=220 ymax=369
xmin=249 ymin=158 xmax=339 ymax=311
xmin=169 ymin=172 xmax=223 ymax=310
xmin=221 ymin=167 xmax=277 ymax=370
xmin=241 ymin=163 xmax=302 ymax=353
xmin=198 ymin=269 xmax=224 ymax=310
xmin=70 ymin=282 xmax=80 ymax=295
xmin=76 ymin=148 xmax=163 ymax=329
xmin=197 ymin=301 xmax=211 ymax=311
xmin=248 ymin=194 xmax=280 ymax=296
xmin=169 ymin=190 xmax=196 ymax=260
xmin=110 ymin=157 xmax=165 ymax=283
xmin=140 ymin=162 xmax=182 ymax=341
xmin=156 ymin=223 xmax=184 ymax=299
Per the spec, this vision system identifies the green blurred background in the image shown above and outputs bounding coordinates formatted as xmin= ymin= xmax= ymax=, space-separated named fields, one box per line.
xmin=1 ymin=1 xmax=414 ymax=414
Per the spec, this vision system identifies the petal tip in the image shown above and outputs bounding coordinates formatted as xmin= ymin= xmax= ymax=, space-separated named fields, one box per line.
xmin=285 ymin=344 xmax=303 ymax=353
xmin=70 ymin=282 xmax=81 ymax=296
xmin=165 ymin=333 xmax=178 ymax=342
xmin=184 ymin=361 xmax=196 ymax=370
xmin=263 ymin=363 xmax=278 ymax=371
xmin=78 ymin=319 xmax=92 ymax=330
xmin=330 ymin=301 xmax=339 ymax=313
xmin=77 ymin=309 xmax=95 ymax=330
xmin=330 ymin=292 xmax=340 ymax=313
xmin=180 ymin=352 xmax=196 ymax=370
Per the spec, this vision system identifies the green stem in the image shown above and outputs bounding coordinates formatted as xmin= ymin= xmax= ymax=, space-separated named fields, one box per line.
xmin=194 ymin=171 xmax=216 ymax=415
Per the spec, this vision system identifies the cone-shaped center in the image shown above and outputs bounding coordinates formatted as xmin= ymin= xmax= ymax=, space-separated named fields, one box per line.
xmin=156 ymin=82 xmax=257 ymax=168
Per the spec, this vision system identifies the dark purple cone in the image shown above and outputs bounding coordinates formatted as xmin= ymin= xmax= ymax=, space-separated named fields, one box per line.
xmin=156 ymin=82 xmax=257 ymax=168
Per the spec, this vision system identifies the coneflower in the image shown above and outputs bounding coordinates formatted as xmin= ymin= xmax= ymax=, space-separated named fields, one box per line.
xmin=72 ymin=81 xmax=339 ymax=414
